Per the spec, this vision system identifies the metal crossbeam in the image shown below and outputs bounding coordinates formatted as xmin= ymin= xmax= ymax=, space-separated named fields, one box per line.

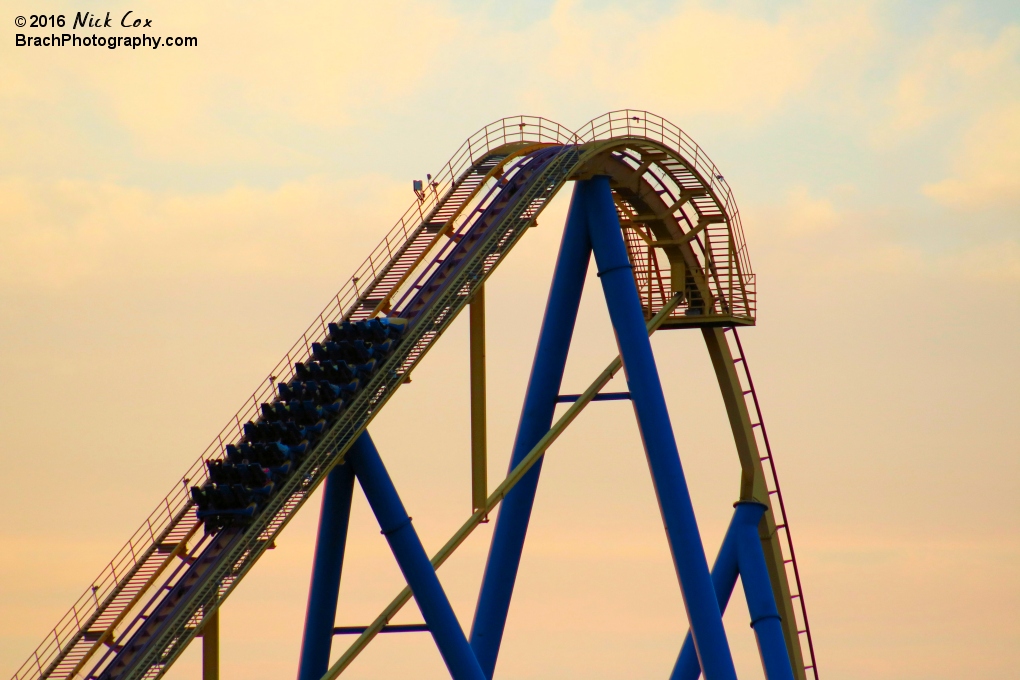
xmin=555 ymin=391 xmax=631 ymax=403
xmin=332 ymin=624 xmax=428 ymax=635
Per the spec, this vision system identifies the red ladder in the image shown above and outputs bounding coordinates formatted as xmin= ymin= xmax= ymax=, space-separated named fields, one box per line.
xmin=724 ymin=326 xmax=819 ymax=680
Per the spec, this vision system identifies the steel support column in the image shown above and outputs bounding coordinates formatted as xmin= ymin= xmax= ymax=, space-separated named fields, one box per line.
xmin=583 ymin=177 xmax=737 ymax=680
xmin=672 ymin=508 xmax=742 ymax=680
xmin=672 ymin=503 xmax=795 ymax=680
xmin=734 ymin=502 xmax=796 ymax=680
xmin=347 ymin=431 xmax=486 ymax=680
xmin=469 ymin=183 xmax=592 ymax=678
xmin=702 ymin=327 xmax=805 ymax=677
xmin=201 ymin=609 xmax=218 ymax=680
xmin=297 ymin=462 xmax=355 ymax=680
xmin=470 ymin=286 xmax=487 ymax=514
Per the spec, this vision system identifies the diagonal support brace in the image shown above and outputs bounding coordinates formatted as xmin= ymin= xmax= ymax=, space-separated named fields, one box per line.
xmin=316 ymin=297 xmax=683 ymax=680
xmin=470 ymin=182 xmax=592 ymax=677
xmin=672 ymin=503 xmax=796 ymax=680
xmin=584 ymin=176 xmax=737 ymax=680
xmin=347 ymin=431 xmax=486 ymax=680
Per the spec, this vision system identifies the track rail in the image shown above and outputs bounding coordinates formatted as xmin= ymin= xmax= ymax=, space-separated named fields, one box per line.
xmin=9 ymin=112 xmax=802 ymax=680
xmin=95 ymin=143 xmax=585 ymax=680
xmin=9 ymin=116 xmax=577 ymax=680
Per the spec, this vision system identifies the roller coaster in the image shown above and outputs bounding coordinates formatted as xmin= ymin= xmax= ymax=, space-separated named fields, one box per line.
xmin=9 ymin=111 xmax=818 ymax=680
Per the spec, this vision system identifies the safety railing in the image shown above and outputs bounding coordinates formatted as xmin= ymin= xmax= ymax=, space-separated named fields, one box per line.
xmin=195 ymin=115 xmax=581 ymax=458
xmin=11 ymin=474 xmax=197 ymax=680
xmin=119 ymin=146 xmax=583 ymax=680
xmin=10 ymin=115 xmax=577 ymax=680
xmin=577 ymin=109 xmax=753 ymax=291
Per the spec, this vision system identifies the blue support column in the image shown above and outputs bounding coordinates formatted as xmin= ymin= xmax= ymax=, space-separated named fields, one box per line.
xmin=734 ymin=502 xmax=796 ymax=680
xmin=347 ymin=431 xmax=486 ymax=680
xmin=297 ymin=461 xmax=355 ymax=680
xmin=672 ymin=508 xmax=743 ymax=680
xmin=583 ymin=177 xmax=738 ymax=680
xmin=672 ymin=503 xmax=797 ymax=680
xmin=470 ymin=183 xmax=592 ymax=678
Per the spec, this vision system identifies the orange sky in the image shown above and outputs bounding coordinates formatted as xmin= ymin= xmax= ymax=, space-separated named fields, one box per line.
xmin=1 ymin=2 xmax=1018 ymax=679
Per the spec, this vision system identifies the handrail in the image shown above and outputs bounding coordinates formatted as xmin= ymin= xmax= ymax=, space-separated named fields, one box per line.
xmin=10 ymin=115 xmax=578 ymax=680
xmin=116 ymin=145 xmax=585 ymax=680
xmin=575 ymin=110 xmax=753 ymax=289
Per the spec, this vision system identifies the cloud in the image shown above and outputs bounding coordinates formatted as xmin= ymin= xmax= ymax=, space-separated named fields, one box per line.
xmin=0 ymin=174 xmax=408 ymax=290
xmin=3 ymin=6 xmax=1020 ymax=679
xmin=934 ymin=238 xmax=1020 ymax=282
xmin=877 ymin=13 xmax=1020 ymax=141
xmin=544 ymin=0 xmax=877 ymax=122
xmin=780 ymin=185 xmax=840 ymax=235
xmin=747 ymin=181 xmax=1020 ymax=283
xmin=0 ymin=0 xmax=461 ymax=164
xmin=923 ymin=103 xmax=1020 ymax=209
xmin=745 ymin=184 xmax=847 ymax=246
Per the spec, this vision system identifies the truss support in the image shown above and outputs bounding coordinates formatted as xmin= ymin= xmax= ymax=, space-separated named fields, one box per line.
xmin=318 ymin=298 xmax=682 ymax=680
xmin=469 ymin=181 xmax=591 ymax=677
xmin=585 ymin=176 xmax=737 ymax=680
xmin=347 ymin=431 xmax=486 ymax=680
xmin=702 ymin=327 xmax=806 ymax=678
xmin=200 ymin=609 xmax=218 ymax=680
xmin=298 ymin=462 xmax=356 ymax=680
xmin=470 ymin=285 xmax=487 ymax=514
xmin=672 ymin=503 xmax=795 ymax=680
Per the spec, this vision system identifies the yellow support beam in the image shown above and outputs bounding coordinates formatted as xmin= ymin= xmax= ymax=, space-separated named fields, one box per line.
xmin=201 ymin=609 xmax=219 ymax=680
xmin=702 ymin=327 xmax=806 ymax=680
xmin=470 ymin=286 xmax=488 ymax=514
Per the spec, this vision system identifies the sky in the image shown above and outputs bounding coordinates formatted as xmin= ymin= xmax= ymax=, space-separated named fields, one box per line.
xmin=1 ymin=1 xmax=1018 ymax=679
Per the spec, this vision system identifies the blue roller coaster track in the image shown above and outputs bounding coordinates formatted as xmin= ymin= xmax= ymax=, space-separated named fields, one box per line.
xmin=10 ymin=111 xmax=817 ymax=680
